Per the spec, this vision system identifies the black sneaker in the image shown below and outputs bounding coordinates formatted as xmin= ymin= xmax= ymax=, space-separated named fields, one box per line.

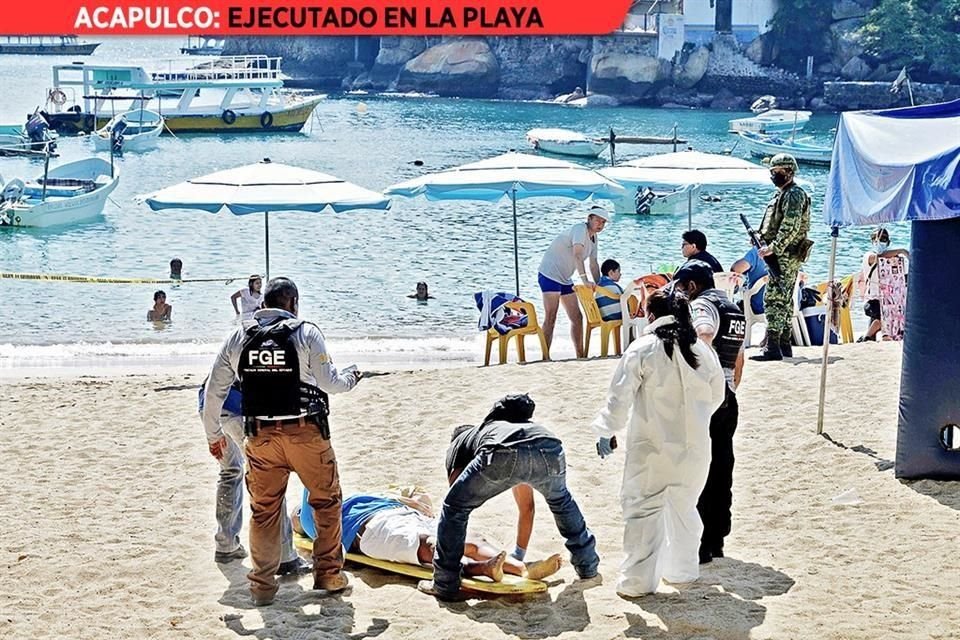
xmin=214 ymin=545 xmax=247 ymax=564
xmin=277 ymin=557 xmax=313 ymax=577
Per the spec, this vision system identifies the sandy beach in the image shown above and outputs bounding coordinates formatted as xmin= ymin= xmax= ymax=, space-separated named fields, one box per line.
xmin=2 ymin=341 xmax=958 ymax=640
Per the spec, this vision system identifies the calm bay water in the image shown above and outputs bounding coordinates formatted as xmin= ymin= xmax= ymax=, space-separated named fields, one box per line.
xmin=0 ymin=37 xmax=903 ymax=366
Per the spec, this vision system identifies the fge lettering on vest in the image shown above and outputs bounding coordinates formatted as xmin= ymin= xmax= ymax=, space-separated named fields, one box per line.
xmin=248 ymin=349 xmax=289 ymax=367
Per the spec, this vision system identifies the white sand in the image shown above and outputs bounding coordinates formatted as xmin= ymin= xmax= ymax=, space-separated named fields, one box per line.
xmin=2 ymin=341 xmax=958 ymax=639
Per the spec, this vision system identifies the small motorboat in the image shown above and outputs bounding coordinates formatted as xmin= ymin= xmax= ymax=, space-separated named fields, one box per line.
xmin=729 ymin=109 xmax=812 ymax=135
xmin=526 ymin=128 xmax=608 ymax=158
xmin=92 ymin=109 xmax=164 ymax=154
xmin=737 ymin=131 xmax=832 ymax=165
xmin=180 ymin=35 xmax=225 ymax=56
xmin=0 ymin=158 xmax=119 ymax=228
xmin=0 ymin=112 xmax=58 ymax=157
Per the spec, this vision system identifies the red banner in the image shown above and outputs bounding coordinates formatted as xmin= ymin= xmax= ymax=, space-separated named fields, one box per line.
xmin=6 ymin=0 xmax=634 ymax=35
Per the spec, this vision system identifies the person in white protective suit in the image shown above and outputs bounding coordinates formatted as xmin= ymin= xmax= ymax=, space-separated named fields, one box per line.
xmin=591 ymin=288 xmax=726 ymax=597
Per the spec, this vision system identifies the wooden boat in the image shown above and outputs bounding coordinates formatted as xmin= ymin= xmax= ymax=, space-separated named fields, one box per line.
xmin=40 ymin=56 xmax=323 ymax=135
xmin=526 ymin=128 xmax=608 ymax=158
xmin=737 ymin=131 xmax=832 ymax=165
xmin=92 ymin=109 xmax=163 ymax=154
xmin=0 ymin=36 xmax=99 ymax=56
xmin=0 ymin=158 xmax=118 ymax=228
xmin=729 ymin=109 xmax=812 ymax=135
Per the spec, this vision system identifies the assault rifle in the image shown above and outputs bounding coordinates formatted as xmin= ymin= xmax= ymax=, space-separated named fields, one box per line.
xmin=739 ymin=213 xmax=781 ymax=279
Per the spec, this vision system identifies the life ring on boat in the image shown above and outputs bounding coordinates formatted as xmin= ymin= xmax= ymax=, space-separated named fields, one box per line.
xmin=48 ymin=89 xmax=67 ymax=106
xmin=259 ymin=111 xmax=274 ymax=128
xmin=221 ymin=109 xmax=237 ymax=125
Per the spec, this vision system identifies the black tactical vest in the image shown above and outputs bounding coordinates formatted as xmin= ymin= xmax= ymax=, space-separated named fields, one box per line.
xmin=237 ymin=319 xmax=329 ymax=419
xmin=699 ymin=289 xmax=746 ymax=370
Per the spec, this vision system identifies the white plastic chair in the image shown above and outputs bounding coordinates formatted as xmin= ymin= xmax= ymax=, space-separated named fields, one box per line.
xmin=792 ymin=276 xmax=811 ymax=346
xmin=619 ymin=279 xmax=649 ymax=348
xmin=714 ymin=271 xmax=743 ymax=302
xmin=743 ymin=276 xmax=768 ymax=348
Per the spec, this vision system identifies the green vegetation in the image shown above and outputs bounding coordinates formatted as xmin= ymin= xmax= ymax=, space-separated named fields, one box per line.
xmin=861 ymin=0 xmax=960 ymax=80
xmin=767 ymin=0 xmax=834 ymax=73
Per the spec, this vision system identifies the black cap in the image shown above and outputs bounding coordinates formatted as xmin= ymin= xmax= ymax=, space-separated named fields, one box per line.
xmin=673 ymin=259 xmax=716 ymax=289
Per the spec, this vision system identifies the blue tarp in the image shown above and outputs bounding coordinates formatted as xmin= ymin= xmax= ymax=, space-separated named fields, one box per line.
xmin=823 ymin=99 xmax=960 ymax=227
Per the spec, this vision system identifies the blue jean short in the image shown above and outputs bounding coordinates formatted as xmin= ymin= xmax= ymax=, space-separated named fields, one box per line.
xmin=538 ymin=273 xmax=574 ymax=296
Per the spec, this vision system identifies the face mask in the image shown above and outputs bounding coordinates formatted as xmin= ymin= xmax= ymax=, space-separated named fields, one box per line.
xmin=770 ymin=172 xmax=789 ymax=187
xmin=872 ymin=242 xmax=889 ymax=254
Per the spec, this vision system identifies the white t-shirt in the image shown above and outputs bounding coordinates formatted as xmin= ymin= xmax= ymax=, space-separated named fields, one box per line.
xmin=239 ymin=289 xmax=262 ymax=318
xmin=538 ymin=222 xmax=598 ymax=285
xmin=861 ymin=253 xmax=880 ymax=301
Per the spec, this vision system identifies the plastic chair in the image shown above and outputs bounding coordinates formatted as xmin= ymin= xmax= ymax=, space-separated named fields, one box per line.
xmin=574 ymin=284 xmax=623 ymax=357
xmin=815 ymin=276 xmax=855 ymax=344
xmin=483 ymin=301 xmax=550 ymax=366
xmin=619 ymin=279 xmax=648 ymax=347
xmin=714 ymin=272 xmax=743 ymax=302
xmin=742 ymin=276 xmax=768 ymax=348
xmin=792 ymin=275 xmax=811 ymax=346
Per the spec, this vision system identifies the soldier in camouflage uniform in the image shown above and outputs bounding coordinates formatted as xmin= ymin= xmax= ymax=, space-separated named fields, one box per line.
xmin=752 ymin=153 xmax=811 ymax=361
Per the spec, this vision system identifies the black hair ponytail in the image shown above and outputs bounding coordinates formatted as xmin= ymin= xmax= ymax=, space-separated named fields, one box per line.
xmin=645 ymin=289 xmax=700 ymax=369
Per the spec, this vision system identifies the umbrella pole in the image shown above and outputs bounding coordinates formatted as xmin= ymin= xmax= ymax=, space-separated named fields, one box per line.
xmin=264 ymin=211 xmax=270 ymax=281
xmin=816 ymin=226 xmax=839 ymax=435
xmin=687 ymin=187 xmax=693 ymax=230
xmin=512 ymin=189 xmax=519 ymax=296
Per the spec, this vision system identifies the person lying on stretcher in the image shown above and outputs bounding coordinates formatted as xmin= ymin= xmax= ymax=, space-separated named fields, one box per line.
xmin=293 ymin=489 xmax=562 ymax=582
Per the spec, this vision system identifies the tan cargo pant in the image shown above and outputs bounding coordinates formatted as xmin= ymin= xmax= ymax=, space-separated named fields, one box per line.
xmin=244 ymin=421 xmax=343 ymax=600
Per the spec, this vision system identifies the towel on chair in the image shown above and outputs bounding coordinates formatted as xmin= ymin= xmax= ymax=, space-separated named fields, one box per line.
xmin=474 ymin=291 xmax=529 ymax=335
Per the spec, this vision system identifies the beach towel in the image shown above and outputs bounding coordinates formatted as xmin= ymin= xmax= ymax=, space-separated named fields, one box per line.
xmin=474 ymin=291 xmax=529 ymax=335
xmin=878 ymin=255 xmax=908 ymax=341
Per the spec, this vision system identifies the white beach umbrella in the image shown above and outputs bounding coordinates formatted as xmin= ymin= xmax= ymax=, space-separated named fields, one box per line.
xmin=139 ymin=158 xmax=391 ymax=279
xmin=600 ymin=150 xmax=780 ymax=228
xmin=385 ymin=152 xmax=626 ymax=295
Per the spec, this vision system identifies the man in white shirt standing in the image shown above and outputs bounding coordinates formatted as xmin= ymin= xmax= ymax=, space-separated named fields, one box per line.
xmin=537 ymin=206 xmax=609 ymax=358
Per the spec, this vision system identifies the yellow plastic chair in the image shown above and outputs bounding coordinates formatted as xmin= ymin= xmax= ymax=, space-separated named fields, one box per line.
xmin=574 ymin=284 xmax=623 ymax=357
xmin=483 ymin=300 xmax=550 ymax=366
xmin=816 ymin=276 xmax=855 ymax=344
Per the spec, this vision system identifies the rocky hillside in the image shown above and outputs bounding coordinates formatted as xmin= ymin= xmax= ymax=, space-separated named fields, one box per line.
xmin=224 ymin=0 xmax=950 ymax=110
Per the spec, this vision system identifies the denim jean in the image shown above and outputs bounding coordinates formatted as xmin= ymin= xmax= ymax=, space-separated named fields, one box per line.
xmin=214 ymin=416 xmax=296 ymax=563
xmin=432 ymin=438 xmax=599 ymax=597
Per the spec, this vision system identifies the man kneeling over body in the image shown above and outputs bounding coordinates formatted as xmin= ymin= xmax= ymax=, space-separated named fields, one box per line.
xmin=294 ymin=489 xmax=562 ymax=583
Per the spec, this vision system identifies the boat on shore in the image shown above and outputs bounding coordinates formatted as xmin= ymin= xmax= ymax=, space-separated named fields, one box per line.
xmin=39 ymin=56 xmax=323 ymax=135
xmin=729 ymin=109 xmax=811 ymax=135
xmin=0 ymin=36 xmax=100 ymax=56
xmin=0 ymin=158 xmax=118 ymax=228
xmin=526 ymin=128 xmax=608 ymax=158
xmin=180 ymin=35 xmax=225 ymax=56
xmin=92 ymin=109 xmax=164 ymax=154
xmin=737 ymin=131 xmax=832 ymax=165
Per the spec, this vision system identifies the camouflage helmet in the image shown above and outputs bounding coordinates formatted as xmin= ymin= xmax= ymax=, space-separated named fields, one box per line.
xmin=769 ymin=153 xmax=799 ymax=173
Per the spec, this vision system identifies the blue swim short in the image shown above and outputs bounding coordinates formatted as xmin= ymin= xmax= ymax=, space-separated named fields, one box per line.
xmin=538 ymin=273 xmax=574 ymax=295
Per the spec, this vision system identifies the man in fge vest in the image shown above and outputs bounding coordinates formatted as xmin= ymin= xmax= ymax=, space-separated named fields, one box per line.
xmin=672 ymin=260 xmax=746 ymax=564
xmin=202 ymin=277 xmax=362 ymax=606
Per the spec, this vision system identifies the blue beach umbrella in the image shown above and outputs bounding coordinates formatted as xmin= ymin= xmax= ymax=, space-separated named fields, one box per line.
xmin=138 ymin=158 xmax=391 ymax=279
xmin=384 ymin=152 xmax=626 ymax=295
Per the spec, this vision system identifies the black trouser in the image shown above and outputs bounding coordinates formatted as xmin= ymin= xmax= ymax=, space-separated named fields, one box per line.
xmin=697 ymin=385 xmax=738 ymax=554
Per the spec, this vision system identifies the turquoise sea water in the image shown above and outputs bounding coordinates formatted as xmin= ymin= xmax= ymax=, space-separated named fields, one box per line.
xmin=0 ymin=37 xmax=905 ymax=365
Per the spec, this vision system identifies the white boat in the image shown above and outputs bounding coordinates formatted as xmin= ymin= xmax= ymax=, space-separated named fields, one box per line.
xmin=729 ymin=109 xmax=812 ymax=134
xmin=92 ymin=109 xmax=163 ymax=154
xmin=526 ymin=128 xmax=608 ymax=158
xmin=0 ymin=158 xmax=119 ymax=228
xmin=0 ymin=112 xmax=58 ymax=157
xmin=0 ymin=35 xmax=99 ymax=55
xmin=180 ymin=35 xmax=225 ymax=56
xmin=41 ymin=56 xmax=323 ymax=135
xmin=737 ymin=131 xmax=832 ymax=165
xmin=612 ymin=183 xmax=697 ymax=215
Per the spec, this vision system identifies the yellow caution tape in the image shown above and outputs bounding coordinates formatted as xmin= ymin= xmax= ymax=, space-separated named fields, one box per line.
xmin=0 ymin=272 xmax=241 ymax=284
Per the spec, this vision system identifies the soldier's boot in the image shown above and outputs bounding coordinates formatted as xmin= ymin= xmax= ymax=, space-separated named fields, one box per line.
xmin=780 ymin=333 xmax=794 ymax=358
xmin=750 ymin=330 xmax=783 ymax=361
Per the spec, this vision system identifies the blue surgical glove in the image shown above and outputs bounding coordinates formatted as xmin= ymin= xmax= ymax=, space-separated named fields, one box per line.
xmin=596 ymin=437 xmax=615 ymax=459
